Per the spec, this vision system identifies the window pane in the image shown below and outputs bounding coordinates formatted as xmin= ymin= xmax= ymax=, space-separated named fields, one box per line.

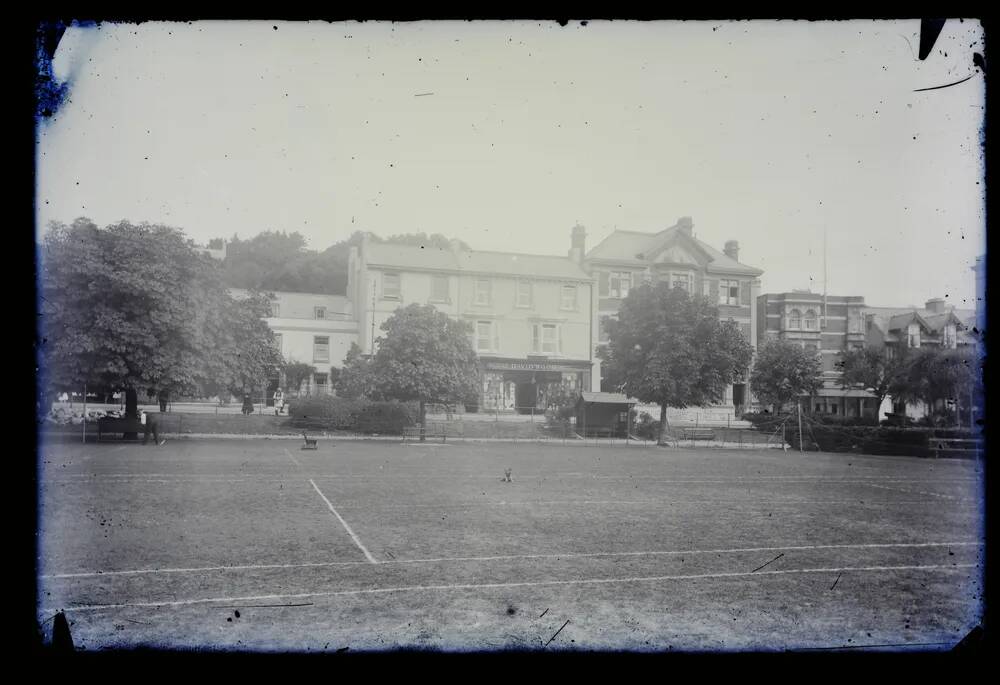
xmin=313 ymin=336 xmax=330 ymax=362
xmin=476 ymin=279 xmax=491 ymax=304
xmin=561 ymin=285 xmax=576 ymax=309
xmin=518 ymin=281 xmax=531 ymax=306
xmin=383 ymin=273 xmax=400 ymax=298
xmin=432 ymin=276 xmax=448 ymax=301
xmin=477 ymin=322 xmax=491 ymax=351
xmin=315 ymin=307 xmax=326 ymax=319
xmin=270 ymin=302 xmax=280 ymax=317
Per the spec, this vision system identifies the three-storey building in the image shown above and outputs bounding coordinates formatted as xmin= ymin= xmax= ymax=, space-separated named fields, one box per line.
xmin=348 ymin=234 xmax=597 ymax=412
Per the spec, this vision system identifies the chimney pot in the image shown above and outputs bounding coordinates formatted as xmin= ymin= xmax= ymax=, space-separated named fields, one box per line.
xmin=925 ymin=298 xmax=946 ymax=314
xmin=724 ymin=240 xmax=740 ymax=261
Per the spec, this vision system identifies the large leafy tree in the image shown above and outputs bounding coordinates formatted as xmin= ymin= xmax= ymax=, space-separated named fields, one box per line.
xmin=38 ymin=219 xmax=278 ymax=431
xmin=598 ymin=283 xmax=754 ymax=444
xmin=367 ymin=304 xmax=481 ymax=439
xmin=836 ymin=346 xmax=908 ymax=419
xmin=749 ymin=339 xmax=823 ymax=414
xmin=282 ymin=359 xmax=316 ymax=396
xmin=897 ymin=346 xmax=981 ymax=423
xmin=334 ymin=343 xmax=373 ymax=399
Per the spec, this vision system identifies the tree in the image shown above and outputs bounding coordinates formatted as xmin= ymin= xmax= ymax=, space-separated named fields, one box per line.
xmin=897 ymin=346 xmax=982 ymax=424
xmin=749 ymin=339 xmax=823 ymax=414
xmin=367 ymin=304 xmax=481 ymax=440
xmin=334 ymin=343 xmax=373 ymax=399
xmin=38 ymin=218 xmax=278 ymax=434
xmin=282 ymin=359 xmax=316 ymax=396
xmin=598 ymin=283 xmax=754 ymax=445
xmin=836 ymin=346 xmax=907 ymax=420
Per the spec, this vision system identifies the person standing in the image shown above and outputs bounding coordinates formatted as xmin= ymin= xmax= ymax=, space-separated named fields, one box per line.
xmin=141 ymin=410 xmax=165 ymax=446
xmin=242 ymin=394 xmax=254 ymax=415
xmin=273 ymin=387 xmax=285 ymax=416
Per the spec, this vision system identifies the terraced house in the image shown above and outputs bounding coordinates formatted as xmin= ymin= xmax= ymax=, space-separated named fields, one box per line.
xmin=347 ymin=233 xmax=598 ymax=413
xmin=580 ymin=217 xmax=764 ymax=417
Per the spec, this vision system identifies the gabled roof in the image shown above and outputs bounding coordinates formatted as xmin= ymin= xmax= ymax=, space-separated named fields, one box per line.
xmin=585 ymin=220 xmax=763 ymax=275
xmin=887 ymin=311 xmax=932 ymax=332
xmin=364 ymin=242 xmax=592 ymax=281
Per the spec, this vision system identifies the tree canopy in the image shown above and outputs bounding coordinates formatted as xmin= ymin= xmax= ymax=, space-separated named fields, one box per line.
xmin=836 ymin=346 xmax=907 ymax=415
xmin=38 ymin=218 xmax=280 ymax=417
xmin=213 ymin=230 xmax=471 ymax=295
xmin=749 ymin=339 xmax=824 ymax=413
xmin=366 ymin=304 xmax=481 ymax=438
xmin=598 ymin=283 xmax=754 ymax=443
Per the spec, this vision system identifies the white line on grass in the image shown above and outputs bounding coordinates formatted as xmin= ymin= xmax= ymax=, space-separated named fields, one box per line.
xmin=863 ymin=483 xmax=959 ymax=500
xmin=283 ymin=448 xmax=303 ymax=469
xmin=41 ymin=540 xmax=982 ymax=579
xmin=308 ymin=479 xmax=378 ymax=565
xmin=44 ymin=563 xmax=978 ymax=613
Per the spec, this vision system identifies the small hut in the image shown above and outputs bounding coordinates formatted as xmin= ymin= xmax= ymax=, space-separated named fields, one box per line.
xmin=575 ymin=392 xmax=636 ymax=438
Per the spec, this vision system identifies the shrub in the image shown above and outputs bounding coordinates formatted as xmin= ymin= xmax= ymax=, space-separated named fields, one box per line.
xmin=631 ymin=410 xmax=658 ymax=440
xmin=286 ymin=396 xmax=418 ymax=434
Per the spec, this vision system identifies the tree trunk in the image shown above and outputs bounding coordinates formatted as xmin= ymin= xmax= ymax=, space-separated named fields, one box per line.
xmin=124 ymin=387 xmax=139 ymax=440
xmin=657 ymin=403 xmax=671 ymax=446
xmin=419 ymin=400 xmax=426 ymax=442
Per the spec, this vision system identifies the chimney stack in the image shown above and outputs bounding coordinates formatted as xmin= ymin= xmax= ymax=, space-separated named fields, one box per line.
xmin=569 ymin=224 xmax=586 ymax=263
xmin=925 ymin=297 xmax=946 ymax=314
xmin=677 ymin=217 xmax=693 ymax=236
xmin=724 ymin=240 xmax=740 ymax=262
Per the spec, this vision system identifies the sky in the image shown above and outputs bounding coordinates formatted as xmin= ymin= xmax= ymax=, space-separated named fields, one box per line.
xmin=36 ymin=19 xmax=985 ymax=310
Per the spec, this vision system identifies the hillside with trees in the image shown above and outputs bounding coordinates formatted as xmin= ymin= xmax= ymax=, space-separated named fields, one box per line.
xmin=215 ymin=230 xmax=470 ymax=295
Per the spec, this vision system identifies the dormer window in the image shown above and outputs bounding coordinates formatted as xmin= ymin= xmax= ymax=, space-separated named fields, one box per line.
xmin=907 ymin=323 xmax=921 ymax=348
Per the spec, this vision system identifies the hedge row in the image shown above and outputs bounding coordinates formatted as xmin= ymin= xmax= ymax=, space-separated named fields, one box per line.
xmin=286 ymin=396 xmax=419 ymax=434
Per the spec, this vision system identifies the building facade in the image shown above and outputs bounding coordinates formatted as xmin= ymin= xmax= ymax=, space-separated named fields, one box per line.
xmin=347 ymin=234 xmax=597 ymax=412
xmin=230 ymin=289 xmax=359 ymax=396
xmin=757 ymin=291 xmax=876 ymax=417
xmin=864 ymin=298 xmax=975 ymax=419
xmin=581 ymin=217 xmax=763 ymax=415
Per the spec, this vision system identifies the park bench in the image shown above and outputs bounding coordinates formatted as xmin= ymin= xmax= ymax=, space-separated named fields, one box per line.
xmin=928 ymin=437 xmax=983 ymax=459
xmin=97 ymin=417 xmax=144 ymax=441
xmin=681 ymin=427 xmax=716 ymax=441
xmin=402 ymin=425 xmax=448 ymax=443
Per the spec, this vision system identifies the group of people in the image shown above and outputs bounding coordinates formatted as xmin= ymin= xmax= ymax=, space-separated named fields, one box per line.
xmin=240 ymin=388 xmax=286 ymax=416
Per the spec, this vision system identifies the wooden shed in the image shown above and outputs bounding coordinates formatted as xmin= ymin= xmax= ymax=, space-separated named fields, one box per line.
xmin=575 ymin=392 xmax=637 ymax=438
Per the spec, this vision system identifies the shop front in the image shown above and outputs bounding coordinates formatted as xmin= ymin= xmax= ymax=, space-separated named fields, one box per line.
xmin=479 ymin=358 xmax=593 ymax=414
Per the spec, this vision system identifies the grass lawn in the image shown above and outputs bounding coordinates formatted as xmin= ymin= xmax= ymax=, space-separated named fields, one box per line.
xmin=36 ymin=438 xmax=984 ymax=652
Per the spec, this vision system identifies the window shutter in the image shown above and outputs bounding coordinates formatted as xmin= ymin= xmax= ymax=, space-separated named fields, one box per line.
xmin=532 ymin=324 xmax=540 ymax=353
xmin=557 ymin=326 xmax=562 ymax=354
xmin=598 ymin=272 xmax=609 ymax=296
xmin=740 ymin=281 xmax=751 ymax=306
xmin=493 ymin=322 xmax=500 ymax=353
